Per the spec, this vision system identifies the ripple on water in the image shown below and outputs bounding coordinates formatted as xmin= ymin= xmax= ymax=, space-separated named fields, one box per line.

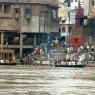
xmin=0 ymin=66 xmax=95 ymax=95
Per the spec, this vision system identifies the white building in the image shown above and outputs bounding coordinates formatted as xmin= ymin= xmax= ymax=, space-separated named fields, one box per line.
xmin=59 ymin=0 xmax=84 ymax=45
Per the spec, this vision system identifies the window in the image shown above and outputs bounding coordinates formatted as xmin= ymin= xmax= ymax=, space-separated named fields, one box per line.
xmin=14 ymin=8 xmax=20 ymax=14
xmin=24 ymin=4 xmax=31 ymax=15
xmin=24 ymin=4 xmax=32 ymax=20
xmin=0 ymin=4 xmax=2 ymax=12
xmin=40 ymin=11 xmax=48 ymax=18
xmin=14 ymin=4 xmax=20 ymax=14
xmin=62 ymin=26 xmax=65 ymax=32
xmin=4 ymin=4 xmax=11 ymax=14
xmin=92 ymin=0 xmax=94 ymax=6
xmin=71 ymin=0 xmax=73 ymax=2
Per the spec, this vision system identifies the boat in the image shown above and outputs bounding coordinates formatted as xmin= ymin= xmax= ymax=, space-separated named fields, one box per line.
xmin=54 ymin=64 xmax=85 ymax=67
xmin=85 ymin=63 xmax=95 ymax=67
xmin=85 ymin=61 xmax=95 ymax=67
xmin=0 ymin=49 xmax=17 ymax=65
xmin=54 ymin=61 xmax=85 ymax=68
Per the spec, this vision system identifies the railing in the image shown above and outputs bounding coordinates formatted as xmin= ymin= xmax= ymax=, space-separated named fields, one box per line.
xmin=0 ymin=45 xmax=34 ymax=49
xmin=0 ymin=13 xmax=12 ymax=18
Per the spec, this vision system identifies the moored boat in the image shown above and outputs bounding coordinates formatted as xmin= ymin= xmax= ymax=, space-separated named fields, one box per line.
xmin=54 ymin=61 xmax=85 ymax=68
xmin=85 ymin=63 xmax=95 ymax=67
xmin=54 ymin=64 xmax=85 ymax=67
xmin=0 ymin=49 xmax=17 ymax=65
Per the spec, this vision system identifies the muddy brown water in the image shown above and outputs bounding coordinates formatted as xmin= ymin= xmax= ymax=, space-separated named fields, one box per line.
xmin=0 ymin=65 xmax=95 ymax=95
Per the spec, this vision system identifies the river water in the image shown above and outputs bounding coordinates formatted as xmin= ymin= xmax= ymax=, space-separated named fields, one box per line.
xmin=0 ymin=66 xmax=95 ymax=95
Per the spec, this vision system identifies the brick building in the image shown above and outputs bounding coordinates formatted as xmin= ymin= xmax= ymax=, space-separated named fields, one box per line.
xmin=0 ymin=0 xmax=59 ymax=58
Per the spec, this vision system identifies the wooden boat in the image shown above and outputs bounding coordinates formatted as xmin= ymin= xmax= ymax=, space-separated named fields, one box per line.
xmin=54 ymin=61 xmax=85 ymax=68
xmin=54 ymin=64 xmax=85 ymax=67
xmin=0 ymin=49 xmax=17 ymax=65
xmin=85 ymin=64 xmax=95 ymax=67
xmin=85 ymin=63 xmax=95 ymax=67
xmin=83 ymin=61 xmax=95 ymax=67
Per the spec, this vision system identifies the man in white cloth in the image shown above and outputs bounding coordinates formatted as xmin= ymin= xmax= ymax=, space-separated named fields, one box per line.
xmin=77 ymin=53 xmax=85 ymax=65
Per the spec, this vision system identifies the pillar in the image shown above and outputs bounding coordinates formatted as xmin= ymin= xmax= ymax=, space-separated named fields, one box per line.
xmin=1 ymin=32 xmax=4 ymax=50
xmin=34 ymin=35 xmax=36 ymax=46
xmin=20 ymin=33 xmax=23 ymax=58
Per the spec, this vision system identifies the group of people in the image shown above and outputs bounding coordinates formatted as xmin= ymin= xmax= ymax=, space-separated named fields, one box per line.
xmin=55 ymin=43 xmax=95 ymax=65
xmin=77 ymin=43 xmax=94 ymax=53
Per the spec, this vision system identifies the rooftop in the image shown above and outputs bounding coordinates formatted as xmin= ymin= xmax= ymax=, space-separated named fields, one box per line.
xmin=0 ymin=0 xmax=59 ymax=7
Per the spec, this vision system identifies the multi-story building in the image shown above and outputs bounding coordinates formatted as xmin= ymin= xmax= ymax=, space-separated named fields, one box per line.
xmin=59 ymin=0 xmax=84 ymax=46
xmin=0 ymin=0 xmax=59 ymax=58
xmin=84 ymin=0 xmax=95 ymax=44
xmin=58 ymin=2 xmax=69 ymax=45
xmin=59 ymin=0 xmax=95 ymax=46
xmin=69 ymin=0 xmax=95 ymax=45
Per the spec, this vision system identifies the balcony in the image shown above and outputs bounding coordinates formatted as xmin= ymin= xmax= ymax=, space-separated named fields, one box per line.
xmin=0 ymin=18 xmax=19 ymax=31
xmin=0 ymin=45 xmax=34 ymax=49
xmin=52 ymin=17 xmax=61 ymax=23
xmin=0 ymin=12 xmax=12 ymax=19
